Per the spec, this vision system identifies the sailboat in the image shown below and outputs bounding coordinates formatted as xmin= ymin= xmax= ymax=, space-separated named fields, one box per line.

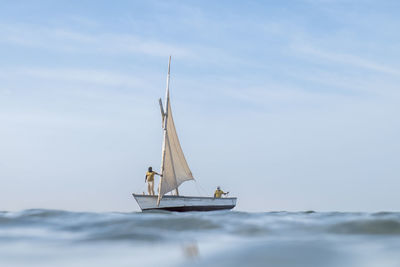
xmin=133 ymin=57 xmax=237 ymax=212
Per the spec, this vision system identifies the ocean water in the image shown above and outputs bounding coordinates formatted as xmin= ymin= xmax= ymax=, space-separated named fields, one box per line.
xmin=1 ymin=210 xmax=400 ymax=267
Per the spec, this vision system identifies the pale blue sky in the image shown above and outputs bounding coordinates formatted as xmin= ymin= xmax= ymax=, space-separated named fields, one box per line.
xmin=1 ymin=1 xmax=399 ymax=212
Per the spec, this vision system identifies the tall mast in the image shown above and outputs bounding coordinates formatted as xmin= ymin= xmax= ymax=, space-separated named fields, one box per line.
xmin=157 ymin=56 xmax=194 ymax=205
xmin=158 ymin=56 xmax=178 ymax=205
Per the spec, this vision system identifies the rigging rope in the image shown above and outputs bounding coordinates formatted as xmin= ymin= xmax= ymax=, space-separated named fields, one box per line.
xmin=194 ymin=180 xmax=208 ymax=197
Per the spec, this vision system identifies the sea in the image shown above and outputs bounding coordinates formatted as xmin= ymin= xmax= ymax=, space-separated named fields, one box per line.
xmin=1 ymin=210 xmax=400 ymax=267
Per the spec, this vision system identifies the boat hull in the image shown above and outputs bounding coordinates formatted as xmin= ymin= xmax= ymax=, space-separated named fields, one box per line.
xmin=133 ymin=194 xmax=237 ymax=212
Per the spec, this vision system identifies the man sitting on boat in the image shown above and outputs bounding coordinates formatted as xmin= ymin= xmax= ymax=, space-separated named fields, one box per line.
xmin=214 ymin=186 xmax=229 ymax=198
xmin=145 ymin=167 xmax=161 ymax=195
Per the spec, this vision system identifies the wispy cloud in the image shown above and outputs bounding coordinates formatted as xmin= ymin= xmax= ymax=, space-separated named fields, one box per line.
xmin=0 ymin=23 xmax=194 ymax=58
xmin=0 ymin=66 xmax=155 ymax=94
xmin=21 ymin=67 xmax=147 ymax=88
xmin=296 ymin=45 xmax=400 ymax=76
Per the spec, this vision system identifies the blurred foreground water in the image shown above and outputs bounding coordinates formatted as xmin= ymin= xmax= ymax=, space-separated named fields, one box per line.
xmin=1 ymin=209 xmax=400 ymax=267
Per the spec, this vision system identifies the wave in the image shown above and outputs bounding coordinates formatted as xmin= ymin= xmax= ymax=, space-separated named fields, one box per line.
xmin=1 ymin=210 xmax=400 ymax=244
xmin=328 ymin=219 xmax=400 ymax=235
xmin=2 ymin=210 xmax=400 ymax=267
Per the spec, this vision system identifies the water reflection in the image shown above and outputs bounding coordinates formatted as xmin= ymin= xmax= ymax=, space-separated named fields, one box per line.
xmin=182 ymin=242 xmax=199 ymax=259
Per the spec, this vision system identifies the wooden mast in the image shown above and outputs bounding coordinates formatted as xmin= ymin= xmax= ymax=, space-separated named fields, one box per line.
xmin=158 ymin=56 xmax=179 ymax=205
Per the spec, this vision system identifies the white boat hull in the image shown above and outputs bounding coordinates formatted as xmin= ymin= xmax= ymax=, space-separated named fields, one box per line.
xmin=133 ymin=194 xmax=237 ymax=212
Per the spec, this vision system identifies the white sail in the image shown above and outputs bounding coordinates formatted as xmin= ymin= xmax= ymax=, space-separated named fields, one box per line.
xmin=157 ymin=57 xmax=194 ymax=204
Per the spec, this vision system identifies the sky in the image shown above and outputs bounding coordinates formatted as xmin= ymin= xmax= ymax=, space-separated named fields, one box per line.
xmin=1 ymin=0 xmax=399 ymax=212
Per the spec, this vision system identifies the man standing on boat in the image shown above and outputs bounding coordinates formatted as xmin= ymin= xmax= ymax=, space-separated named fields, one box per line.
xmin=214 ymin=186 xmax=229 ymax=198
xmin=145 ymin=167 xmax=161 ymax=195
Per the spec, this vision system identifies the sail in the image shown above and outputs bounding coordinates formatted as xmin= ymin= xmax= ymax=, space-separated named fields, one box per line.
xmin=158 ymin=98 xmax=194 ymax=199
